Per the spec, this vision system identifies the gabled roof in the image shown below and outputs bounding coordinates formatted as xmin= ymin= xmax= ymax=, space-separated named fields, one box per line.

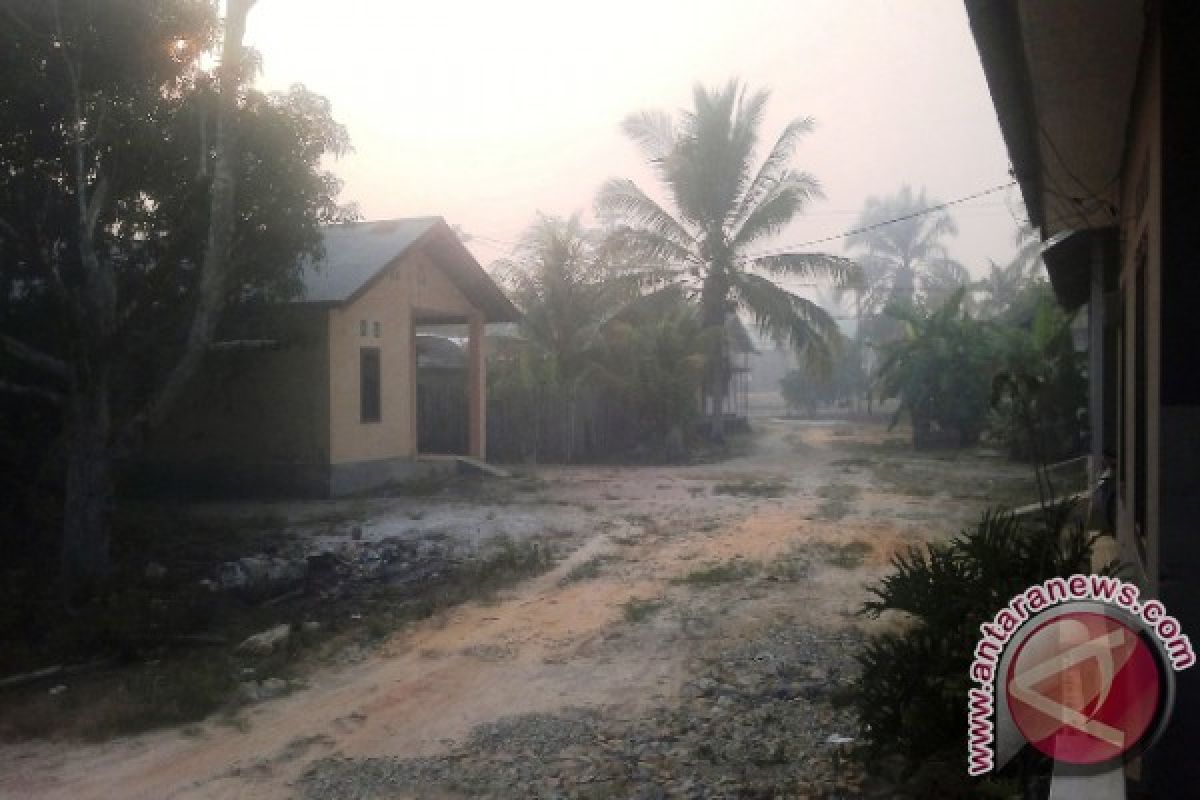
xmin=296 ymin=217 xmax=521 ymax=323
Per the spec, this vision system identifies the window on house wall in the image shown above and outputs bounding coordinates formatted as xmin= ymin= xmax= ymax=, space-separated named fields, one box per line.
xmin=373 ymin=321 xmax=382 ymax=338
xmin=360 ymin=320 xmax=368 ymax=337
xmin=361 ymin=347 xmax=381 ymax=423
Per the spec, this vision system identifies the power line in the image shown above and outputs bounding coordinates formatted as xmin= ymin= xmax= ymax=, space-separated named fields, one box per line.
xmin=747 ymin=180 xmax=1018 ymax=257
xmin=465 ymin=180 xmax=1020 ymax=258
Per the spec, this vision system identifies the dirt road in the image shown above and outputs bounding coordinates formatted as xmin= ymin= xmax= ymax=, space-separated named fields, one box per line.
xmin=0 ymin=417 xmax=1034 ymax=799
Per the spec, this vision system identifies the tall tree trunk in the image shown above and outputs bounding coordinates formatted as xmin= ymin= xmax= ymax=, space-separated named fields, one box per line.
xmin=56 ymin=0 xmax=256 ymax=599
xmin=60 ymin=378 xmax=112 ymax=599
xmin=701 ymin=286 xmax=728 ymax=444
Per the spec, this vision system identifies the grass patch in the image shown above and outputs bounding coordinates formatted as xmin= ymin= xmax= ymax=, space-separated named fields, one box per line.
xmin=559 ymin=554 xmax=617 ymax=585
xmin=819 ymin=540 xmax=873 ymax=569
xmin=816 ymin=483 xmax=861 ymax=502
xmin=830 ymin=457 xmax=872 ymax=468
xmin=671 ymin=559 xmax=758 ymax=587
xmin=712 ymin=477 xmax=788 ymax=498
xmin=871 ymin=461 xmax=939 ymax=497
xmin=620 ymin=598 xmax=666 ymax=623
xmin=763 ymin=552 xmax=810 ymax=582
xmin=816 ymin=483 xmax=861 ymax=521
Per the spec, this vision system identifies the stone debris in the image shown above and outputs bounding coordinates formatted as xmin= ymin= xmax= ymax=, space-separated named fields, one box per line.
xmin=237 ymin=624 xmax=291 ymax=656
xmin=299 ymin=627 xmax=871 ymax=799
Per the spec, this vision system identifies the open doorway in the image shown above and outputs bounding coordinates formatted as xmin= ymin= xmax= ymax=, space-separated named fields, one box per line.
xmin=415 ymin=321 xmax=468 ymax=455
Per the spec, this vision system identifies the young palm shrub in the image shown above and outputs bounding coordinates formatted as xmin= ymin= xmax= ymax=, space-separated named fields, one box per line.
xmin=989 ymin=286 xmax=1088 ymax=466
xmin=874 ymin=288 xmax=994 ymax=448
xmin=592 ymin=288 xmax=711 ymax=459
xmin=492 ymin=214 xmax=638 ymax=462
xmin=846 ymin=507 xmax=1102 ymax=797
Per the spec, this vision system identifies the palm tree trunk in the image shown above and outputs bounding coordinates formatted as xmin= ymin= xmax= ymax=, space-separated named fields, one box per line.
xmin=701 ymin=286 xmax=729 ymax=443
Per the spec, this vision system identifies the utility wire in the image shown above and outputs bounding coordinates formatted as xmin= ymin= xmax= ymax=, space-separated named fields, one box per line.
xmin=466 ymin=180 xmax=1020 ymax=257
xmin=747 ymin=180 xmax=1017 ymax=257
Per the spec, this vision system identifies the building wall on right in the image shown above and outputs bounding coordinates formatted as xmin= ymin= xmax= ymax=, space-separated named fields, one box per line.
xmin=1115 ymin=11 xmax=1161 ymax=595
xmin=1122 ymin=5 xmax=1200 ymax=790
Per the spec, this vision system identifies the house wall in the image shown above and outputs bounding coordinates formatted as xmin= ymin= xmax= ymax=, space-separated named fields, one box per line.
xmin=1115 ymin=22 xmax=1162 ymax=591
xmin=131 ymin=306 xmax=331 ymax=495
xmin=1145 ymin=4 xmax=1200 ymax=791
xmin=327 ymin=246 xmax=477 ymax=491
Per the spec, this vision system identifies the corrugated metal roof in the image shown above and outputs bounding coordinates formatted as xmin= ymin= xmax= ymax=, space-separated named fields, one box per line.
xmin=297 ymin=218 xmax=440 ymax=304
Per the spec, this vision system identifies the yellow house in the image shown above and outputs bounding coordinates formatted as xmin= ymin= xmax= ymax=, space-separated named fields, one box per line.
xmin=137 ymin=217 xmax=520 ymax=496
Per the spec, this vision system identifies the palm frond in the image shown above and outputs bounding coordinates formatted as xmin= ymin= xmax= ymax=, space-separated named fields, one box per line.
xmin=621 ymin=110 xmax=676 ymax=172
xmin=732 ymin=116 xmax=815 ymax=229
xmin=603 ymin=227 xmax=698 ymax=269
xmin=595 ymin=178 xmax=696 ymax=250
xmin=731 ymin=272 xmax=842 ymax=374
xmin=750 ymin=252 xmax=858 ymax=286
xmin=731 ymin=171 xmax=822 ymax=248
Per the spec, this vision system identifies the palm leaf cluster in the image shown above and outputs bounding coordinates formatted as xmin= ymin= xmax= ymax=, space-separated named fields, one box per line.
xmin=844 ymin=184 xmax=966 ymax=316
xmin=595 ymin=80 xmax=855 ymax=410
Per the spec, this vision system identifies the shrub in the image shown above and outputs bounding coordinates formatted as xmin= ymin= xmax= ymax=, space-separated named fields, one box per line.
xmin=845 ymin=506 xmax=1104 ymax=796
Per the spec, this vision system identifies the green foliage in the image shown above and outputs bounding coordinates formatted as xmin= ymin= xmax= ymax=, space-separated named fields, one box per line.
xmin=711 ymin=477 xmax=788 ymax=497
xmin=672 ymin=559 xmax=758 ymax=587
xmin=989 ymin=284 xmax=1088 ymax=462
xmin=780 ymin=369 xmax=822 ymax=416
xmin=780 ymin=341 xmax=866 ymax=416
xmin=874 ymin=290 xmax=995 ymax=448
xmin=487 ymin=271 xmax=708 ymax=462
xmin=620 ymin=597 xmax=665 ymax=624
xmin=592 ymin=290 xmax=709 ymax=450
xmin=0 ymin=0 xmax=351 ymax=585
xmin=847 ymin=507 xmax=1101 ymax=796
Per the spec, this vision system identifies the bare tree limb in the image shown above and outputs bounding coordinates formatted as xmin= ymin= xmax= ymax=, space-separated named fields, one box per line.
xmin=0 ymin=333 xmax=70 ymax=379
xmin=0 ymin=379 xmax=64 ymax=406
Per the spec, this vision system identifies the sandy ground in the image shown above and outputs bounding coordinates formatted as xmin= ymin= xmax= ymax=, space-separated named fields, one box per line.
xmin=0 ymin=417 xmax=1033 ymax=800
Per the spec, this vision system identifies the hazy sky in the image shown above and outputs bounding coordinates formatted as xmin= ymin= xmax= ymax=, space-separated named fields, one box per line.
xmin=244 ymin=0 xmax=1023 ymax=279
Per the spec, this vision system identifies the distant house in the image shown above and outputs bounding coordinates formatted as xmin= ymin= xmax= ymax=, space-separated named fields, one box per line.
xmin=967 ymin=1 xmax=1200 ymax=790
xmin=136 ymin=217 xmax=520 ymax=496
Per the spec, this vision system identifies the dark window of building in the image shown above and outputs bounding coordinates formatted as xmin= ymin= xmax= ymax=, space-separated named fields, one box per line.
xmin=373 ymin=321 xmax=382 ymax=338
xmin=361 ymin=347 xmax=381 ymax=423
xmin=359 ymin=320 xmax=368 ymax=337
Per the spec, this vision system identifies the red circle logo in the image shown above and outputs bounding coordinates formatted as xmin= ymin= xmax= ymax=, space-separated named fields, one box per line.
xmin=1006 ymin=611 xmax=1162 ymax=765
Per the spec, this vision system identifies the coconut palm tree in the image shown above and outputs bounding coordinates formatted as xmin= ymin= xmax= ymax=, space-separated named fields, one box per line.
xmin=845 ymin=185 xmax=963 ymax=318
xmin=595 ymin=80 xmax=854 ymax=438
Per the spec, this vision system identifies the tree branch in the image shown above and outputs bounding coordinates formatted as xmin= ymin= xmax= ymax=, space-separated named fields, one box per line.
xmin=119 ymin=0 xmax=257 ymax=453
xmin=0 ymin=334 xmax=70 ymax=379
xmin=0 ymin=380 xmax=64 ymax=406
